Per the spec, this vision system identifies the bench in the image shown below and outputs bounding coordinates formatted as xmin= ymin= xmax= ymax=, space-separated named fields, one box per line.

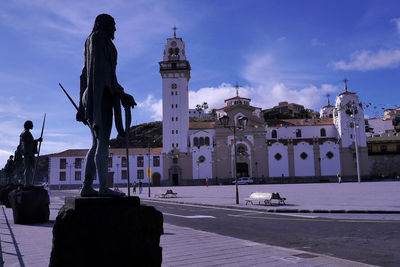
xmin=245 ymin=192 xmax=286 ymax=206
xmin=155 ymin=189 xmax=178 ymax=198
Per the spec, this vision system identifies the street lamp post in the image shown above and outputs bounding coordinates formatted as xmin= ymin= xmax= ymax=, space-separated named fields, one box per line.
xmin=351 ymin=102 xmax=361 ymax=183
xmin=219 ymin=115 xmax=248 ymax=204
xmin=148 ymin=144 xmax=151 ymax=197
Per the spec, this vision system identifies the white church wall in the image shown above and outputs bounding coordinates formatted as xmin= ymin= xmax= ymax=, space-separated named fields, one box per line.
xmin=268 ymin=142 xmax=289 ymax=177
xmin=294 ymin=142 xmax=315 ymax=176
xmin=319 ymin=141 xmax=341 ymax=176
xmin=265 ymin=125 xmax=338 ymax=140
xmin=191 ymin=146 xmax=213 ymax=179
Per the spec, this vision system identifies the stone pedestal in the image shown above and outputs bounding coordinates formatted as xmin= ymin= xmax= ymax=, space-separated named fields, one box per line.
xmin=8 ymin=185 xmax=50 ymax=224
xmin=49 ymin=197 xmax=163 ymax=267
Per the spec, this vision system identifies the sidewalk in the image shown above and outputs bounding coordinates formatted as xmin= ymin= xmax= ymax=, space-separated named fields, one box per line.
xmin=130 ymin=181 xmax=400 ymax=214
xmin=2 ymin=181 xmax=397 ymax=266
xmin=0 ymin=200 xmax=374 ymax=267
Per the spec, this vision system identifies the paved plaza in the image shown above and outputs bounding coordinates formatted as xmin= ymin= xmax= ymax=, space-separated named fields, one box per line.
xmin=0 ymin=181 xmax=399 ymax=266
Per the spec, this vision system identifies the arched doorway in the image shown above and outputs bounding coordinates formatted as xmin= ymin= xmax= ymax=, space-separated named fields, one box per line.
xmin=152 ymin=172 xmax=161 ymax=186
xmin=236 ymin=163 xmax=249 ymax=177
xmin=169 ymin=166 xmax=182 ymax=186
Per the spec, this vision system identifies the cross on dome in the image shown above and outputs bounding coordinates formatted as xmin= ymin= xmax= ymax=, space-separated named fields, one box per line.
xmin=343 ymin=78 xmax=349 ymax=92
xmin=235 ymin=82 xmax=240 ymax=97
xmin=172 ymin=25 xmax=177 ymax=38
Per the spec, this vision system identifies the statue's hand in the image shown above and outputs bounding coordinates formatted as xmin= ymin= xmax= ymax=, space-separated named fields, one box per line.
xmin=37 ymin=137 xmax=43 ymax=142
xmin=76 ymin=110 xmax=86 ymax=123
xmin=121 ymin=92 xmax=137 ymax=108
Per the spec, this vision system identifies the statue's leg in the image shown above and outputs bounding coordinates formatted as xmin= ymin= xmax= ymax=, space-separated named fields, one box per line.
xmin=23 ymin=156 xmax=33 ymax=186
xmin=96 ymin=89 xmax=125 ymax=197
xmin=81 ymin=130 xmax=98 ymax=197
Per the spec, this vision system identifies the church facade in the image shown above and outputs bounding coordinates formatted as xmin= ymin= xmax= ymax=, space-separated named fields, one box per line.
xmin=160 ymin=32 xmax=368 ymax=185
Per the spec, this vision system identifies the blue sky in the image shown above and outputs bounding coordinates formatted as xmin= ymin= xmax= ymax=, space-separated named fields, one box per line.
xmin=1 ymin=0 xmax=400 ymax=166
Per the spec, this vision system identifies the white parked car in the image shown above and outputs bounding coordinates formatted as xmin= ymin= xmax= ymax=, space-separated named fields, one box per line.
xmin=232 ymin=177 xmax=254 ymax=185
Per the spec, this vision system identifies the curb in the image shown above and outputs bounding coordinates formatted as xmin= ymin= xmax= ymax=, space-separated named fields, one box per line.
xmin=143 ymin=198 xmax=400 ymax=214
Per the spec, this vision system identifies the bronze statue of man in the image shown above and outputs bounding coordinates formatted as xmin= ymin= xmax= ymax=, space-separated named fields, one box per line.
xmin=5 ymin=155 xmax=14 ymax=184
xmin=20 ymin=120 xmax=42 ymax=186
xmin=77 ymin=14 xmax=136 ymax=197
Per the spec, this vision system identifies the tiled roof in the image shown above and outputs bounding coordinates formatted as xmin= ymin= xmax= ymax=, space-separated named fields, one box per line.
xmin=189 ymin=121 xmax=216 ymax=129
xmin=267 ymin=118 xmax=334 ymax=127
xmin=51 ymin=147 xmax=163 ymax=157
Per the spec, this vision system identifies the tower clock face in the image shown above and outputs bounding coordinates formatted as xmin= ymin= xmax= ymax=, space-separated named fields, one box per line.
xmin=171 ymin=41 xmax=177 ymax=47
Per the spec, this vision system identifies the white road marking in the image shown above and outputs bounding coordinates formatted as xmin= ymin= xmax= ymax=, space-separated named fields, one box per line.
xmin=273 ymin=213 xmax=319 ymax=219
xmin=163 ymin=212 xmax=216 ymax=219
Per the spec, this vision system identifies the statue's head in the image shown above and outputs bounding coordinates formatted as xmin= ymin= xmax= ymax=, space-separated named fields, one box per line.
xmin=9 ymin=155 xmax=13 ymax=159
xmin=92 ymin=14 xmax=116 ymax=40
xmin=24 ymin=120 xmax=33 ymax=130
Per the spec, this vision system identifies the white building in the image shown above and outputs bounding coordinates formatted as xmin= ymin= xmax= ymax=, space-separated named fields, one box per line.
xmin=49 ymin=148 xmax=163 ymax=189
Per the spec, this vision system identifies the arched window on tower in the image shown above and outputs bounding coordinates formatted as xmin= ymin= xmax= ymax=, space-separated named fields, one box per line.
xmin=193 ymin=137 xmax=199 ymax=147
xmin=271 ymin=130 xmax=277 ymax=138
xmin=199 ymin=137 xmax=204 ymax=146
xmin=205 ymin=137 xmax=210 ymax=146
xmin=174 ymin=48 xmax=179 ymax=55
xmin=320 ymin=128 xmax=326 ymax=137
xmin=168 ymin=48 xmax=173 ymax=56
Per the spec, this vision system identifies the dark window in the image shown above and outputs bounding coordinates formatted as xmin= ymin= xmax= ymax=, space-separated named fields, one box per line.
xmin=274 ymin=153 xmax=282 ymax=160
xmin=176 ymin=130 xmax=178 ymax=134
xmin=121 ymin=170 xmax=127 ymax=180
xmin=176 ymin=117 xmax=178 ymax=121
xmin=108 ymin=157 xmax=113 ymax=168
xmin=175 ymin=91 xmax=178 ymax=95
xmin=173 ymin=157 xmax=178 ymax=164
xmin=320 ymin=128 xmax=326 ymax=137
xmin=171 ymin=83 xmax=177 ymax=89
xmin=397 ymin=145 xmax=400 ymax=152
xmin=300 ymin=152 xmax=308 ymax=160
xmin=296 ymin=129 xmax=302 ymax=138
xmin=172 ymin=130 xmax=174 ymax=134
xmin=171 ymin=104 xmax=174 ymax=108
xmin=176 ymin=143 xmax=179 ymax=147
xmin=172 ymin=117 xmax=174 ymax=121
xmin=171 ymin=63 xmax=177 ymax=69
xmin=121 ymin=157 xmax=127 ymax=168
xmin=175 ymin=104 xmax=178 ymax=108
xmin=60 ymin=158 xmax=66 ymax=169
xmin=171 ymin=92 xmax=173 ymax=96
xmin=381 ymin=145 xmax=387 ymax=152
xmin=205 ymin=137 xmax=210 ymax=146
xmin=59 ymin=171 xmax=66 ymax=181
xmin=153 ymin=156 xmax=160 ymax=167
xmin=137 ymin=170 xmax=144 ymax=179
xmin=199 ymin=137 xmax=204 ymax=146
xmin=194 ymin=137 xmax=199 ymax=147
xmin=75 ymin=171 xmax=81 ymax=181
xmin=271 ymin=130 xmax=277 ymax=138
xmin=137 ymin=156 xmax=144 ymax=167
xmin=75 ymin=158 xmax=82 ymax=169
xmin=326 ymin=151 xmax=334 ymax=159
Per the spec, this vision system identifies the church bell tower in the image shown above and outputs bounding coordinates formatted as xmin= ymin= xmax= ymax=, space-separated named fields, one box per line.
xmin=159 ymin=27 xmax=191 ymax=153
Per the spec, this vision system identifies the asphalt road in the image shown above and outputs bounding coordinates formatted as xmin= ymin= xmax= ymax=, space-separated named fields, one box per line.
xmin=143 ymin=199 xmax=400 ymax=267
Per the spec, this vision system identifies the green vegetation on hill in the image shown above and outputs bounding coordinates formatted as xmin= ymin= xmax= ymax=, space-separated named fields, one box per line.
xmin=110 ymin=121 xmax=163 ymax=148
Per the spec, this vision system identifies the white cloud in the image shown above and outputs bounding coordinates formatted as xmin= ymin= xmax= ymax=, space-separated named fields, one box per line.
xmin=311 ymin=38 xmax=326 ymax=47
xmin=332 ymin=49 xmax=400 ymax=71
xmin=137 ymin=94 xmax=163 ymax=121
xmin=391 ymin=18 xmax=400 ymax=34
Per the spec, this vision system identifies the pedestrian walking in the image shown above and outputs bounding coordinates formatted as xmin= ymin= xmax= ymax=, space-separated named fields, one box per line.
xmin=139 ymin=181 xmax=143 ymax=194
xmin=337 ymin=172 xmax=341 ymax=184
xmin=132 ymin=181 xmax=136 ymax=194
